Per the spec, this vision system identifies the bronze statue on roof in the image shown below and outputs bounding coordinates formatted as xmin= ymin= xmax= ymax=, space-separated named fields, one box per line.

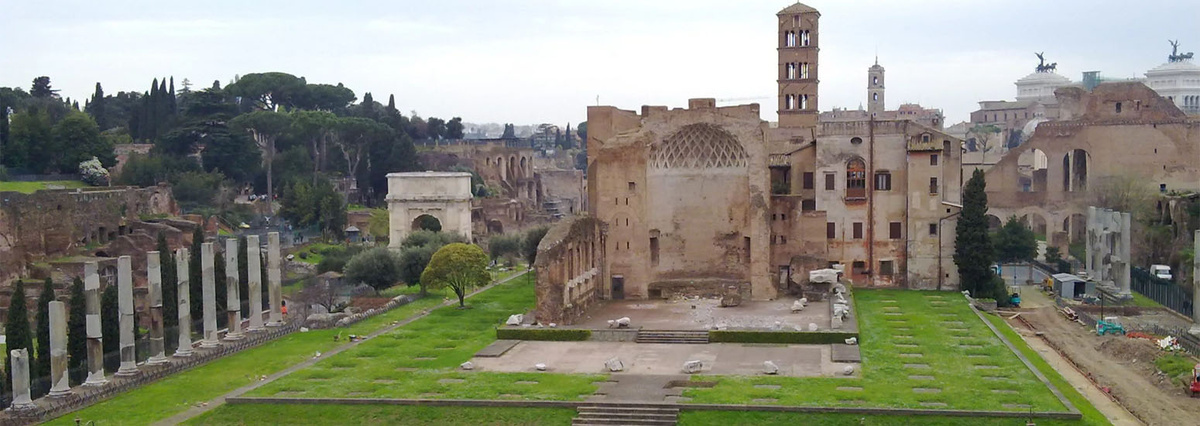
xmin=1169 ymin=40 xmax=1194 ymax=62
xmin=1035 ymin=52 xmax=1057 ymax=73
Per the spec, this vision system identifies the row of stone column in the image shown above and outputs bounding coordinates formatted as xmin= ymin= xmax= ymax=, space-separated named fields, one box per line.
xmin=7 ymin=232 xmax=284 ymax=410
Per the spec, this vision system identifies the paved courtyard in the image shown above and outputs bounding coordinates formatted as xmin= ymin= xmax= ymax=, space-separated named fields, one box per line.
xmin=569 ymin=296 xmax=853 ymax=332
xmin=469 ymin=341 xmax=858 ymax=377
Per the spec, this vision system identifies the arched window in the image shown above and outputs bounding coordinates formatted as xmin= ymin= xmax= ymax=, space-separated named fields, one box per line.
xmin=846 ymin=158 xmax=866 ymax=199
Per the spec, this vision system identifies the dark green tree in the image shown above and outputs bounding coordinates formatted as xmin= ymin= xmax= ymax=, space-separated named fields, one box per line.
xmin=955 ymin=169 xmax=1000 ymax=298
xmin=89 ymin=83 xmax=108 ymax=131
xmin=224 ymin=72 xmax=307 ymax=111
xmin=33 ymin=278 xmax=55 ymax=398
xmin=189 ymin=226 xmax=203 ymax=320
xmin=344 ymin=247 xmax=403 ymax=292
xmin=100 ymin=283 xmax=119 ymax=373
xmin=53 ymin=112 xmax=115 ymax=170
xmin=3 ymin=281 xmax=33 ymax=407
xmin=501 ymin=123 xmax=516 ymax=139
xmin=231 ymin=110 xmax=292 ymax=210
xmin=427 ymin=117 xmax=446 ymax=140
xmin=993 ymin=216 xmax=1038 ymax=263
xmin=522 ymin=226 xmax=550 ymax=265
xmin=67 ymin=278 xmax=87 ymax=385
xmin=5 ymin=108 xmax=52 ymax=170
xmin=446 ymin=117 xmax=464 ymax=139
xmin=30 ymin=76 xmax=58 ymax=99
xmin=421 ymin=243 xmax=490 ymax=307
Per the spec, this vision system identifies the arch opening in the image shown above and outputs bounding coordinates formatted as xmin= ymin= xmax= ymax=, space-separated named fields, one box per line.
xmin=1017 ymin=149 xmax=1048 ymax=192
xmin=412 ymin=214 xmax=443 ymax=233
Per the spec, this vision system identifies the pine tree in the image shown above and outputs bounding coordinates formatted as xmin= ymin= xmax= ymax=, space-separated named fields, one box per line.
xmin=67 ymin=278 xmax=87 ymax=386
xmin=33 ymin=278 xmax=55 ymax=398
xmin=189 ymin=226 xmax=203 ymax=321
xmin=100 ymin=284 xmax=119 ymax=373
xmin=157 ymin=232 xmax=179 ymax=353
xmin=2 ymin=281 xmax=33 ymax=408
xmin=954 ymin=169 xmax=997 ymax=297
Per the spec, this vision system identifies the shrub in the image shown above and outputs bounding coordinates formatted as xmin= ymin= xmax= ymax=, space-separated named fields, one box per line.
xmin=344 ymin=247 xmax=403 ymax=292
xmin=707 ymin=330 xmax=858 ymax=345
xmin=488 ymin=233 xmax=522 ymax=264
xmin=496 ymin=328 xmax=592 ymax=341
xmin=522 ymin=226 xmax=550 ymax=265
xmin=78 ymin=156 xmax=110 ymax=186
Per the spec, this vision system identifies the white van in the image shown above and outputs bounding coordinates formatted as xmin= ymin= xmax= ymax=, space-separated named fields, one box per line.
xmin=1150 ymin=264 xmax=1172 ymax=281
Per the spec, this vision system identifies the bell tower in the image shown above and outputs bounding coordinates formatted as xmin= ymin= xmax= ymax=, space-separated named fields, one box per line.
xmin=777 ymin=3 xmax=820 ymax=129
xmin=867 ymin=58 xmax=885 ymax=116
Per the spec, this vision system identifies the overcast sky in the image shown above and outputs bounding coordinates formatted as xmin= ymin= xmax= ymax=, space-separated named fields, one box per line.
xmin=1 ymin=0 xmax=1196 ymax=126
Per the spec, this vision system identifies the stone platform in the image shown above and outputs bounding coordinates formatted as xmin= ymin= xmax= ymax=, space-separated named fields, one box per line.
xmin=568 ymin=297 xmax=852 ymax=332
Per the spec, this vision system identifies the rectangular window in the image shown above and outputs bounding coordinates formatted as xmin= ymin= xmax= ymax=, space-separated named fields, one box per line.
xmin=880 ymin=260 xmax=894 ymax=276
xmin=803 ymin=172 xmax=814 ymax=190
xmin=743 ymin=237 xmax=751 ymax=263
xmin=853 ymin=222 xmax=863 ymax=239
xmin=650 ymin=237 xmax=659 ymax=266
xmin=801 ymin=199 xmax=816 ymax=211
xmin=852 ymin=261 xmax=867 ymax=274
xmin=825 ymin=173 xmax=836 ymax=190
xmin=780 ymin=235 xmax=787 ymax=244
xmin=826 ymin=222 xmax=836 ymax=239
xmin=929 ymin=223 xmax=938 ymax=236
xmin=930 ymin=154 xmax=939 ymax=166
xmin=628 ymin=182 xmax=636 ymax=191
xmin=890 ymin=222 xmax=902 ymax=239
xmin=874 ymin=172 xmax=891 ymax=191
xmin=929 ymin=177 xmax=939 ymax=194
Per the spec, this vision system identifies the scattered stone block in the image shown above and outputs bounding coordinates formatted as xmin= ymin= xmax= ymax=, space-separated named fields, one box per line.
xmin=535 ymin=363 xmax=547 ymax=371
xmin=791 ymin=300 xmax=806 ymax=312
xmin=754 ymin=384 xmax=781 ymax=390
xmin=913 ymin=387 xmax=941 ymax=393
xmin=899 ymin=353 xmax=923 ymax=358
xmin=842 ymin=365 xmax=855 ymax=375
xmin=904 ymin=363 xmax=930 ymax=369
xmin=460 ymin=362 xmax=475 ymax=370
xmin=836 ymin=386 xmax=862 ymax=391
xmin=515 ymin=381 xmax=538 ymax=385
xmin=909 ymin=375 xmax=935 ymax=380
xmin=808 ymin=323 xmax=819 ymax=331
xmin=992 ymin=389 xmax=1018 ymax=394
xmin=762 ymin=361 xmax=779 ymax=375
xmin=605 ymin=357 xmax=625 ymax=372
xmin=506 ymin=314 xmax=523 ymax=326
xmin=973 ymin=365 xmax=1000 ymax=370
xmin=844 ymin=337 xmax=857 ymax=345
xmin=683 ymin=360 xmax=703 ymax=374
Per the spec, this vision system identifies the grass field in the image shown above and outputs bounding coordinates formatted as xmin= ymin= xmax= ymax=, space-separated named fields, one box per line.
xmin=186 ymin=404 xmax=575 ymax=425
xmin=681 ymin=290 xmax=1066 ymax=411
xmin=0 ymin=180 xmax=87 ymax=193
xmin=52 ymin=287 xmax=457 ymax=425
xmin=678 ymin=411 xmax=1083 ymax=425
xmin=246 ymin=273 xmax=602 ymax=401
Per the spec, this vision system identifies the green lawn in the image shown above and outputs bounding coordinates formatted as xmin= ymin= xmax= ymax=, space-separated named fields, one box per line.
xmin=1127 ymin=291 xmax=1165 ymax=308
xmin=681 ymin=290 xmax=1066 ymax=412
xmin=186 ymin=403 xmax=574 ymax=425
xmin=679 ymin=411 xmax=1083 ymax=425
xmin=246 ymin=273 xmax=602 ymax=401
xmin=51 ymin=288 xmax=456 ymax=425
xmin=0 ymin=180 xmax=88 ymax=194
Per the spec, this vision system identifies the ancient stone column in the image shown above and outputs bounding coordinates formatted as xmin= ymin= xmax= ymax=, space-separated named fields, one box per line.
xmin=1119 ymin=211 xmax=1132 ymax=296
xmin=1191 ymin=230 xmax=1200 ymax=335
xmin=200 ymin=242 xmax=220 ymax=348
xmin=116 ymin=255 xmax=140 ymax=376
xmin=224 ymin=238 xmax=244 ymax=340
xmin=146 ymin=251 xmax=168 ymax=365
xmin=84 ymin=262 xmax=108 ymax=386
xmin=9 ymin=348 xmax=35 ymax=410
xmin=267 ymin=232 xmax=284 ymax=327
xmin=48 ymin=300 xmax=71 ymax=397
xmin=247 ymin=235 xmax=265 ymax=331
xmin=174 ymin=248 xmax=194 ymax=357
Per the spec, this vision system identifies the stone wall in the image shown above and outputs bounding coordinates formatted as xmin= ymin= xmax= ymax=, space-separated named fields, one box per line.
xmin=0 ymin=184 xmax=177 ymax=286
xmin=534 ymin=216 xmax=607 ymax=325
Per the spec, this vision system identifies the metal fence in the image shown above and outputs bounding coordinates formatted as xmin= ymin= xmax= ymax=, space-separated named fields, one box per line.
xmin=1130 ymin=267 xmax=1193 ymax=318
xmin=1 ymin=322 xmax=300 ymax=424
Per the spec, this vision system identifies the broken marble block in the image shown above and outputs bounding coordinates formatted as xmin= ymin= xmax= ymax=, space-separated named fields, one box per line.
xmin=844 ymin=337 xmax=858 ymax=345
xmin=605 ymin=357 xmax=624 ymax=372
xmin=615 ymin=317 xmax=631 ymax=328
xmin=506 ymin=314 xmax=524 ymax=326
xmin=460 ymin=361 xmax=475 ymax=370
xmin=791 ymin=300 xmax=805 ymax=312
xmin=683 ymin=360 xmax=703 ymax=374
xmin=535 ymin=363 xmax=547 ymax=371
xmin=809 ymin=268 xmax=839 ymax=284
xmin=843 ymin=365 xmax=855 ymax=376
xmin=808 ymin=323 xmax=819 ymax=331
xmin=762 ymin=361 xmax=779 ymax=375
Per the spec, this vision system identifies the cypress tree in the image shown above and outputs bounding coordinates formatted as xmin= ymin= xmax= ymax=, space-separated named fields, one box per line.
xmin=238 ymin=236 xmax=249 ymax=306
xmin=147 ymin=79 xmax=159 ymax=140
xmin=2 ymin=281 xmax=32 ymax=408
xmin=157 ymin=79 xmax=170 ymax=138
xmin=67 ymin=278 xmax=87 ymax=386
xmin=387 ymin=94 xmax=396 ymax=111
xmin=33 ymin=278 xmax=55 ymax=398
xmin=157 ymin=232 xmax=178 ymax=352
xmin=169 ymin=77 xmax=177 ymax=114
xmin=954 ymin=169 xmax=997 ymax=297
xmin=89 ymin=83 xmax=107 ymax=131
xmin=189 ymin=226 xmax=203 ymax=321
xmin=100 ymin=284 xmax=119 ymax=373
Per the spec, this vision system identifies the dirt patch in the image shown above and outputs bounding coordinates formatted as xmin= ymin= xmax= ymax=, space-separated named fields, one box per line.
xmin=1018 ymin=304 xmax=1200 ymax=425
xmin=350 ymin=297 xmax=391 ymax=310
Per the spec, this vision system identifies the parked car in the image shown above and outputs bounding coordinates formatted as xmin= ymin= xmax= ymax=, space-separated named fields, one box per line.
xmin=1150 ymin=264 xmax=1173 ymax=281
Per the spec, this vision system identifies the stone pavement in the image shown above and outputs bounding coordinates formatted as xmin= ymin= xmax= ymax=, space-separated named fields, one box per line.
xmin=152 ymin=270 xmax=530 ymax=426
xmin=587 ymin=374 xmax=687 ymax=402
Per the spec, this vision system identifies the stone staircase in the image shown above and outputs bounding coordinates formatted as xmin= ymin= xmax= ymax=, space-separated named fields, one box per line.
xmin=635 ymin=330 xmax=709 ymax=344
xmin=572 ymin=403 xmax=680 ymax=425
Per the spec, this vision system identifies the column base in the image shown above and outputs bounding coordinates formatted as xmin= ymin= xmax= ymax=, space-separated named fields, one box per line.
xmin=247 ymin=325 xmax=265 ymax=332
xmin=266 ymin=321 xmax=284 ymax=327
xmin=8 ymin=401 xmax=37 ymax=411
xmin=48 ymin=388 xmax=73 ymax=398
xmin=116 ymin=364 xmax=141 ymax=377
xmin=224 ymin=332 xmax=245 ymax=341
xmin=173 ymin=348 xmax=194 ymax=357
xmin=200 ymin=339 xmax=221 ymax=348
xmin=1189 ymin=324 xmax=1200 ymax=337
xmin=84 ymin=373 xmax=109 ymax=387
xmin=146 ymin=354 xmax=170 ymax=365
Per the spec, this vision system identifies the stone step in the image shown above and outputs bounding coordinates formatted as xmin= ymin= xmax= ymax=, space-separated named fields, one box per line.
xmin=575 ymin=412 xmax=678 ymax=420
xmin=572 ymin=419 xmax=677 ymax=425
xmin=636 ymin=330 xmax=709 ymax=345
xmin=578 ymin=407 xmax=679 ymax=415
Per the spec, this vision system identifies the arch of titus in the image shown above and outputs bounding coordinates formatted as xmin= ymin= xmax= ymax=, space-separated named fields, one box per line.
xmin=386 ymin=172 xmax=473 ymax=247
